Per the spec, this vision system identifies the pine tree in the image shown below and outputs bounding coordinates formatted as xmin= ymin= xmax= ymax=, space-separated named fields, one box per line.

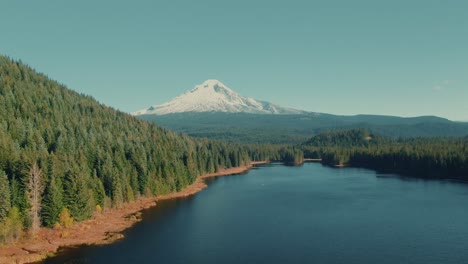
xmin=0 ymin=170 xmax=11 ymax=221
xmin=91 ymin=170 xmax=106 ymax=208
xmin=63 ymin=167 xmax=94 ymax=221
xmin=110 ymin=173 xmax=124 ymax=208
xmin=41 ymin=176 xmax=63 ymax=226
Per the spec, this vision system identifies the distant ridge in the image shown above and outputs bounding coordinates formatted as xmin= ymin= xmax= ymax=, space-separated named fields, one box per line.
xmin=140 ymin=112 xmax=468 ymax=144
xmin=132 ymin=80 xmax=304 ymax=115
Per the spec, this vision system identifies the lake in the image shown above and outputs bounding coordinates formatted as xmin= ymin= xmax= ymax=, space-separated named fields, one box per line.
xmin=44 ymin=163 xmax=468 ymax=264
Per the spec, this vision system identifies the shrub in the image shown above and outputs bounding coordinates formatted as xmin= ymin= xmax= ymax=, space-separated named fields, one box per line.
xmin=59 ymin=208 xmax=74 ymax=228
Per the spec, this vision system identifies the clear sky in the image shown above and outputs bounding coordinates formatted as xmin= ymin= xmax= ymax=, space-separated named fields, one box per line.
xmin=2 ymin=0 xmax=467 ymax=121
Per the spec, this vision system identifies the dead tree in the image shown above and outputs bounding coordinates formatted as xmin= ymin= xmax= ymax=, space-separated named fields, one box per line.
xmin=28 ymin=162 xmax=44 ymax=235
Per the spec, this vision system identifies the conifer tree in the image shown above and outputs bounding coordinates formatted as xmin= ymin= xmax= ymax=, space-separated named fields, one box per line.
xmin=0 ymin=170 xmax=11 ymax=221
xmin=41 ymin=176 xmax=63 ymax=226
xmin=63 ymin=167 xmax=94 ymax=221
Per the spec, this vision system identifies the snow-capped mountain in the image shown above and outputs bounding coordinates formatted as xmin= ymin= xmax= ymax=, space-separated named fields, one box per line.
xmin=132 ymin=80 xmax=304 ymax=115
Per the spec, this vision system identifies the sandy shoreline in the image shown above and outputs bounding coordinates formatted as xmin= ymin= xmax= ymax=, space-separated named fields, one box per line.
xmin=304 ymin=158 xmax=322 ymax=162
xmin=0 ymin=162 xmax=268 ymax=264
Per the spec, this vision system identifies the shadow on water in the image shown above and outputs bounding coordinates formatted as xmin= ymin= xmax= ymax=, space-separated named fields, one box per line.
xmin=43 ymin=197 xmax=190 ymax=264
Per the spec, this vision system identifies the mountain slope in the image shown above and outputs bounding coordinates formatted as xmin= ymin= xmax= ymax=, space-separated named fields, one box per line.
xmin=134 ymin=81 xmax=468 ymax=144
xmin=140 ymin=112 xmax=468 ymax=144
xmin=133 ymin=79 xmax=303 ymax=115
xmin=0 ymin=56 xmax=252 ymax=232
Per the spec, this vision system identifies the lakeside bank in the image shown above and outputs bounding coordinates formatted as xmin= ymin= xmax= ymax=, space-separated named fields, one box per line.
xmin=0 ymin=161 xmax=268 ymax=264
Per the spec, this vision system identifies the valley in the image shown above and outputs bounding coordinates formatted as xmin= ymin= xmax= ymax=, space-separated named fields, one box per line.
xmin=0 ymin=59 xmax=466 ymax=263
xmin=2 ymin=2 xmax=467 ymax=264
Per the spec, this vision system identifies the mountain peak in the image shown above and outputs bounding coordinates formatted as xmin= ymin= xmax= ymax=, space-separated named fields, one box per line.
xmin=190 ymin=79 xmax=233 ymax=94
xmin=200 ymin=79 xmax=224 ymax=87
xmin=132 ymin=80 xmax=304 ymax=116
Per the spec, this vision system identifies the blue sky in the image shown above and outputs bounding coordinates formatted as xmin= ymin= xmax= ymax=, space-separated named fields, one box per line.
xmin=2 ymin=0 xmax=467 ymax=120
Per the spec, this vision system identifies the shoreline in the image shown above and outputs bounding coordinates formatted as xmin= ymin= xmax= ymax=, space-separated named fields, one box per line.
xmin=303 ymin=158 xmax=322 ymax=162
xmin=0 ymin=162 xmax=268 ymax=264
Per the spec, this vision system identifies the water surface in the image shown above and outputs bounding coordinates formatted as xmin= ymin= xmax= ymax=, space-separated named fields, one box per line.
xmin=45 ymin=163 xmax=468 ymax=264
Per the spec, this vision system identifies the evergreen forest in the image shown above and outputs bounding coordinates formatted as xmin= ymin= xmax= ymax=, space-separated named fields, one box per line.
xmin=302 ymin=129 xmax=468 ymax=179
xmin=0 ymin=55 xmax=466 ymax=245
xmin=0 ymin=56 xmax=302 ymax=242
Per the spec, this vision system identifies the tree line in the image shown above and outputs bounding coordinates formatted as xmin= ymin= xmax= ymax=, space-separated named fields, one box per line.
xmin=302 ymin=129 xmax=468 ymax=179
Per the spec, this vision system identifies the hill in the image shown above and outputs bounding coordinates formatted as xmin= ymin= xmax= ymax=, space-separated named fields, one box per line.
xmin=302 ymin=128 xmax=390 ymax=147
xmin=301 ymin=129 xmax=468 ymax=179
xmin=140 ymin=112 xmax=468 ymax=144
xmin=0 ymin=56 xmax=255 ymax=241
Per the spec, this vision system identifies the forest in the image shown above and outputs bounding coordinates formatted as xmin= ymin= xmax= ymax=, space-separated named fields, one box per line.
xmin=1 ymin=55 xmax=466 ymax=246
xmin=141 ymin=111 xmax=468 ymax=144
xmin=0 ymin=56 xmax=302 ymax=243
xmin=302 ymin=129 xmax=468 ymax=179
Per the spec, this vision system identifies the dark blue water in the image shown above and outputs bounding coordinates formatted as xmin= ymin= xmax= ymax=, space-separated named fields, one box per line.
xmin=44 ymin=163 xmax=468 ymax=264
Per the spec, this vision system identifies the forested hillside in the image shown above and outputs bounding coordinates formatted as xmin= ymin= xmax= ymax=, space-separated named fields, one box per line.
xmin=302 ymin=128 xmax=391 ymax=147
xmin=302 ymin=129 xmax=468 ymax=179
xmin=2 ymin=54 xmax=464 ymax=248
xmin=141 ymin=112 xmax=468 ymax=144
xmin=0 ymin=56 xmax=260 ymax=242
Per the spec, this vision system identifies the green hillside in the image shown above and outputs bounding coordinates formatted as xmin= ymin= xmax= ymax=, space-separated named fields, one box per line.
xmin=302 ymin=129 xmax=468 ymax=179
xmin=302 ymin=128 xmax=390 ymax=147
xmin=141 ymin=112 xmax=468 ymax=144
xmin=0 ymin=56 xmax=256 ymax=241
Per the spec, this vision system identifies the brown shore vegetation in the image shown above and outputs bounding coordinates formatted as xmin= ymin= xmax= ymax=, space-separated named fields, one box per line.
xmin=0 ymin=162 xmax=268 ymax=264
xmin=303 ymin=158 xmax=322 ymax=162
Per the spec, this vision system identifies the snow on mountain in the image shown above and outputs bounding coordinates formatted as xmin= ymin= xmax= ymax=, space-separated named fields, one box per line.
xmin=132 ymin=80 xmax=304 ymax=115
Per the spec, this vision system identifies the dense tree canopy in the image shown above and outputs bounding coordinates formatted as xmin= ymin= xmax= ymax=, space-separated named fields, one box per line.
xmin=0 ymin=170 xmax=10 ymax=221
xmin=0 ymin=56 xmax=304 ymax=240
xmin=0 ymin=56 xmax=255 ymax=233
xmin=141 ymin=112 xmax=468 ymax=144
xmin=302 ymin=129 xmax=468 ymax=179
